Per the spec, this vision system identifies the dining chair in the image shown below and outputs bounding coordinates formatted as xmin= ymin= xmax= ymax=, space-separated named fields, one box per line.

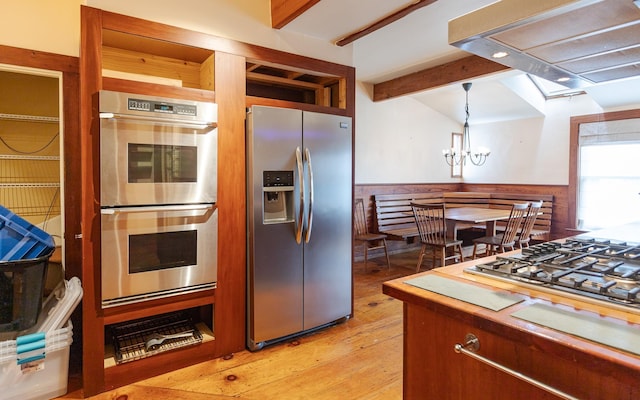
xmin=411 ymin=202 xmax=464 ymax=272
xmin=516 ymin=200 xmax=543 ymax=248
xmin=472 ymin=202 xmax=529 ymax=259
xmin=354 ymin=198 xmax=391 ymax=271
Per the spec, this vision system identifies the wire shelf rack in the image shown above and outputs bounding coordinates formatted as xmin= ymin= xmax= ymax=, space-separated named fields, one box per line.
xmin=110 ymin=311 xmax=203 ymax=364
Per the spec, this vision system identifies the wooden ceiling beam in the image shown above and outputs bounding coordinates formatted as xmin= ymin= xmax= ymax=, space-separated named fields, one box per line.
xmin=271 ymin=0 xmax=321 ymax=29
xmin=335 ymin=0 xmax=438 ymax=47
xmin=373 ymin=55 xmax=511 ymax=101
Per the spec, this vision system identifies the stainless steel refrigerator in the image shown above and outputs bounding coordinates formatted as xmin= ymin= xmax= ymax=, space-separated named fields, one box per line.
xmin=246 ymin=105 xmax=353 ymax=351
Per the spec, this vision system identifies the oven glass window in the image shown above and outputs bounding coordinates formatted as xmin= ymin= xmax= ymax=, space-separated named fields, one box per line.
xmin=129 ymin=230 xmax=197 ymax=273
xmin=128 ymin=143 xmax=197 ymax=183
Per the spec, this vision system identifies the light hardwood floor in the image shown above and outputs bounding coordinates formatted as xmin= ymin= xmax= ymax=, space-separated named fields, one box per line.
xmin=58 ymin=251 xmax=423 ymax=400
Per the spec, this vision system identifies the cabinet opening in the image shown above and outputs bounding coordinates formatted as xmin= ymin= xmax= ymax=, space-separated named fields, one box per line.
xmin=101 ymin=29 xmax=215 ymax=91
xmin=246 ymin=61 xmax=345 ymax=108
xmin=103 ymin=306 xmax=214 ymax=368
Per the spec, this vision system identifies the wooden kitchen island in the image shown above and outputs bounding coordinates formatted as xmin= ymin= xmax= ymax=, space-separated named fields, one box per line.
xmin=383 ymin=239 xmax=640 ymax=399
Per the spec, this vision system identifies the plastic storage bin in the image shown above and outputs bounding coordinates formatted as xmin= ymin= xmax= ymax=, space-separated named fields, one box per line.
xmin=0 ymin=320 xmax=73 ymax=400
xmin=27 ymin=277 xmax=83 ymax=335
xmin=0 ymin=206 xmax=55 ymax=262
xmin=0 ymin=250 xmax=53 ymax=333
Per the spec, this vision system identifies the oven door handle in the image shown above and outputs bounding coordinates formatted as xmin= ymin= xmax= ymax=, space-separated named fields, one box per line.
xmin=99 ymin=112 xmax=217 ymax=130
xmin=101 ymin=204 xmax=214 ymax=214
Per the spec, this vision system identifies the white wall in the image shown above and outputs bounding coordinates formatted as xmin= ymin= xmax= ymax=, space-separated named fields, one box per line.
xmin=463 ymin=95 xmax=602 ymax=185
xmin=0 ymin=0 xmax=82 ymax=56
xmin=356 ymin=82 xmax=640 ymax=186
xmin=355 ymin=82 xmax=461 ymax=184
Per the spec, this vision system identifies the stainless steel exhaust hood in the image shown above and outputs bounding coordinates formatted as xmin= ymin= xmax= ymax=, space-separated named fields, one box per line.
xmin=449 ymin=0 xmax=640 ymax=88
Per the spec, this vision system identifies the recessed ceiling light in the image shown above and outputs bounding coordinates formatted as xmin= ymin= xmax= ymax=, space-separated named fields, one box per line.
xmin=492 ymin=51 xmax=508 ymax=59
xmin=556 ymin=77 xmax=570 ymax=82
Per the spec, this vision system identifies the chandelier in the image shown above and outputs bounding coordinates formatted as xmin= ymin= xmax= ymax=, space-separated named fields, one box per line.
xmin=443 ymin=82 xmax=491 ymax=167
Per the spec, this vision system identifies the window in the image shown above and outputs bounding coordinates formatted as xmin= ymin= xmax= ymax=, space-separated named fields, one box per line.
xmin=527 ymin=74 xmax=585 ymax=100
xmin=577 ymin=118 xmax=640 ymax=230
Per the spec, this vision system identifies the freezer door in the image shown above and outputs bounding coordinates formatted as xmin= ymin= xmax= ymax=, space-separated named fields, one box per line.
xmin=247 ymin=106 xmax=304 ymax=347
xmin=302 ymin=111 xmax=353 ymax=330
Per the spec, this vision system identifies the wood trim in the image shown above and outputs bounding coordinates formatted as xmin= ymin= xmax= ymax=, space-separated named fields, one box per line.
xmin=0 ymin=44 xmax=78 ymax=73
xmin=102 ymin=77 xmax=216 ymax=102
xmin=104 ymin=340 xmax=217 ymax=390
xmin=102 ymin=291 xmax=216 ymax=325
xmin=568 ymin=108 xmax=640 ymax=230
xmin=100 ymin=9 xmax=230 ymax=54
xmin=336 ymin=0 xmax=438 ymax=46
xmin=80 ymin=5 xmax=106 ymax=396
xmin=61 ymin=70 xmax=82 ymax=282
xmin=271 ymin=0 xmax=321 ymax=29
xmin=373 ymin=55 xmax=510 ymax=101
xmin=246 ymin=95 xmax=350 ymax=116
xmin=213 ymin=51 xmax=248 ymax=356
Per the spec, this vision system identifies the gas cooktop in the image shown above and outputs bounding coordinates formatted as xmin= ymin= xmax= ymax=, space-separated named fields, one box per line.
xmin=465 ymin=237 xmax=640 ymax=312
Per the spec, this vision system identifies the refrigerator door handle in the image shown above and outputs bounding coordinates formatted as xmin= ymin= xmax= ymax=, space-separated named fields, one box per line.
xmin=295 ymin=146 xmax=304 ymax=244
xmin=304 ymin=147 xmax=314 ymax=243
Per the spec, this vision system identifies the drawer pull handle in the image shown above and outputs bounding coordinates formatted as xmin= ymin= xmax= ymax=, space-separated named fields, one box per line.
xmin=454 ymin=333 xmax=578 ymax=400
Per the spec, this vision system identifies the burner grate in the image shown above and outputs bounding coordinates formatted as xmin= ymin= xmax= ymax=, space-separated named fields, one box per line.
xmin=468 ymin=238 xmax=640 ymax=311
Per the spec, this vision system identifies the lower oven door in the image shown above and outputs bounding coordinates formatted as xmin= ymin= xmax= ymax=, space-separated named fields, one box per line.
xmin=100 ymin=204 xmax=217 ymax=308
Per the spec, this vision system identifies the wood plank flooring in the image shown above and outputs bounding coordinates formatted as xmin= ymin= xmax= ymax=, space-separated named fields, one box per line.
xmin=57 ymin=251 xmax=423 ymax=400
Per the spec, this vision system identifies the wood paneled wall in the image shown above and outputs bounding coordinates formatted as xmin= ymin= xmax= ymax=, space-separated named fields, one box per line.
xmin=462 ymin=183 xmax=570 ymax=239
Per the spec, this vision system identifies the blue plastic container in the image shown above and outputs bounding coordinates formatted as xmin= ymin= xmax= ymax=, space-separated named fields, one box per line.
xmin=0 ymin=206 xmax=55 ymax=261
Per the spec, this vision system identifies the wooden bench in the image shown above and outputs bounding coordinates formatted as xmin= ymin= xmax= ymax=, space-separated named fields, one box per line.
xmin=373 ymin=191 xmax=554 ymax=243
xmin=373 ymin=192 xmax=443 ymax=242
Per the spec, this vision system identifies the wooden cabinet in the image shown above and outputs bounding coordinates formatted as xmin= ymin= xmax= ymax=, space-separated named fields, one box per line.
xmin=79 ymin=8 xmax=240 ymax=396
xmin=79 ymin=6 xmax=355 ymax=396
xmin=384 ymin=265 xmax=640 ymax=400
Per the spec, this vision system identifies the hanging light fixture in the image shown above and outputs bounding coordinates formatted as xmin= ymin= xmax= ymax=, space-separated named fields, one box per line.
xmin=443 ymin=82 xmax=491 ymax=167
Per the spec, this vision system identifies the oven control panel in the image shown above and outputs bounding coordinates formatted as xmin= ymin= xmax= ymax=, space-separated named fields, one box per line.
xmin=127 ymin=97 xmax=198 ymax=116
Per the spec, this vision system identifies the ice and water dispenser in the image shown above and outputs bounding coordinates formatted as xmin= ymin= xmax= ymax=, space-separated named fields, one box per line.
xmin=262 ymin=171 xmax=294 ymax=224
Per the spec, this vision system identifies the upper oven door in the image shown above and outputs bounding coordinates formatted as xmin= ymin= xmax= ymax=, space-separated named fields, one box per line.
xmin=99 ymin=91 xmax=217 ymax=207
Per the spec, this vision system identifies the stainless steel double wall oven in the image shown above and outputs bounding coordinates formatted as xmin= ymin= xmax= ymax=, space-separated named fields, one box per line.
xmin=99 ymin=90 xmax=218 ymax=308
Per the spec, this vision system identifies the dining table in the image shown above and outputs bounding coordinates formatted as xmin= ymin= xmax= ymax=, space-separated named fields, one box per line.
xmin=442 ymin=207 xmax=514 ymax=240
